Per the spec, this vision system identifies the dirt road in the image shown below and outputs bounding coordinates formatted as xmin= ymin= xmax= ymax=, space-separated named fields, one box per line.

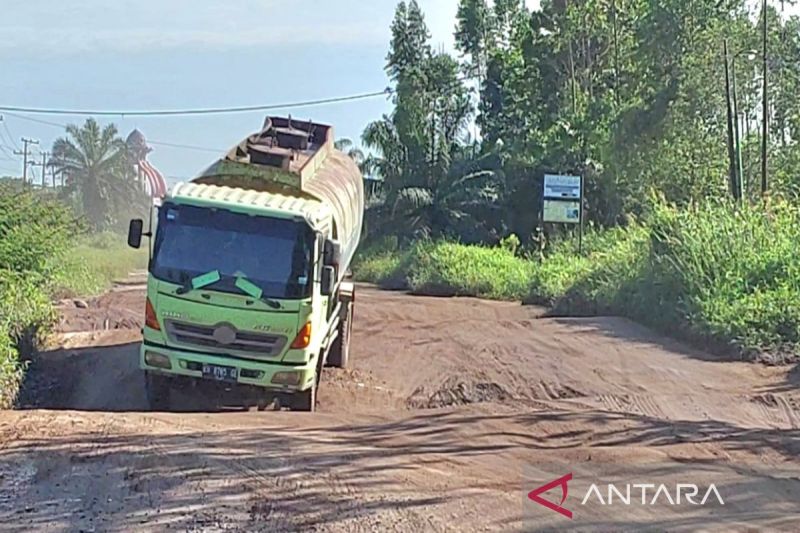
xmin=1 ymin=281 xmax=799 ymax=531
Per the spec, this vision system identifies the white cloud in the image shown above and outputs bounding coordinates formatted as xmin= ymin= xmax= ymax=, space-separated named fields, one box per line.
xmin=0 ymin=25 xmax=387 ymax=56
xmin=0 ymin=0 xmax=390 ymax=57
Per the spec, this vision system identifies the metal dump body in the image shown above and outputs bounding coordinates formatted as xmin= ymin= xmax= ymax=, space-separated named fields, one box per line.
xmin=190 ymin=117 xmax=364 ymax=277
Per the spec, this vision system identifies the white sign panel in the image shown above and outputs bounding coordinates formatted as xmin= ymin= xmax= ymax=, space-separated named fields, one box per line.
xmin=544 ymin=174 xmax=582 ymax=199
xmin=543 ymin=200 xmax=581 ymax=224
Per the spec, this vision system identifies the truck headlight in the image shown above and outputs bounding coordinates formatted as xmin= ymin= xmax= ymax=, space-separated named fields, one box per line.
xmin=144 ymin=352 xmax=172 ymax=369
xmin=271 ymin=372 xmax=301 ymax=386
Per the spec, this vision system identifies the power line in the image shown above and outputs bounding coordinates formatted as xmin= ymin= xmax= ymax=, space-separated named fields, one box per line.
xmin=3 ymin=112 xmax=65 ymax=128
xmin=5 ymin=112 xmax=223 ymax=153
xmin=0 ymin=116 xmax=20 ymax=150
xmin=148 ymin=140 xmax=223 ymax=153
xmin=0 ymin=143 xmax=15 ymax=158
xmin=0 ymin=89 xmax=393 ymax=117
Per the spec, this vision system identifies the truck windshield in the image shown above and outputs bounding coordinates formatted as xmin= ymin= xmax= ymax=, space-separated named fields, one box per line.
xmin=151 ymin=202 xmax=313 ymax=299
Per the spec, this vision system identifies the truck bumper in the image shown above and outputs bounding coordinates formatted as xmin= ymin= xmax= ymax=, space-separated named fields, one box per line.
xmin=140 ymin=341 xmax=316 ymax=392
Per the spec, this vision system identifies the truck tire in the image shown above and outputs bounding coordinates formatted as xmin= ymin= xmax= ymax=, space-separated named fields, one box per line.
xmin=292 ymin=383 xmax=316 ymax=412
xmin=145 ymin=372 xmax=171 ymax=411
xmin=327 ymin=302 xmax=352 ymax=369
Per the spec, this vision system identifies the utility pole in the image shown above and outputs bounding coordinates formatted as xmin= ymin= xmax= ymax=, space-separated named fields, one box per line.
xmin=13 ymin=138 xmax=39 ymax=187
xmin=761 ymin=0 xmax=769 ymax=196
xmin=723 ymin=41 xmax=737 ymax=200
xmin=611 ymin=0 xmax=621 ymax=106
xmin=30 ymin=152 xmax=50 ymax=188
xmin=41 ymin=152 xmax=49 ymax=188
xmin=732 ymin=62 xmax=743 ymax=201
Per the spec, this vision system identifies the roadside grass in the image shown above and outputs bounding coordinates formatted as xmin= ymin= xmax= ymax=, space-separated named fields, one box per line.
xmin=354 ymin=199 xmax=800 ymax=362
xmin=351 ymin=237 xmax=405 ymax=287
xmin=55 ymin=233 xmax=148 ymax=297
xmin=353 ymin=239 xmax=534 ymax=300
xmin=405 ymin=241 xmax=534 ymax=300
xmin=642 ymin=199 xmax=800 ymax=362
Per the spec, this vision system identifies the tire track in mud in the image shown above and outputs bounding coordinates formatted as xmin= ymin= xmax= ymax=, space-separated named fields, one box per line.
xmin=6 ymin=283 xmax=800 ymax=531
xmin=133 ymin=413 xmax=432 ymax=531
xmin=750 ymin=393 xmax=800 ymax=429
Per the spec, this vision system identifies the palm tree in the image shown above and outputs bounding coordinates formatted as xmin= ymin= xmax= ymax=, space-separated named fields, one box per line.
xmin=334 ymin=138 xmax=366 ymax=169
xmin=51 ymin=119 xmax=141 ymax=230
xmin=361 ymin=115 xmax=503 ymax=241
xmin=386 ymin=153 xmax=503 ymax=241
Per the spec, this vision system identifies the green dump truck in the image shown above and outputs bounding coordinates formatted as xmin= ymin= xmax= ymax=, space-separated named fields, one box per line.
xmin=127 ymin=117 xmax=364 ymax=411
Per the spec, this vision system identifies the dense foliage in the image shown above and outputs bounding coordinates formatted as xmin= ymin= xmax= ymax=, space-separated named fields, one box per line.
xmin=365 ymin=1 xmax=800 ymax=242
xmin=0 ymin=186 xmax=76 ymax=407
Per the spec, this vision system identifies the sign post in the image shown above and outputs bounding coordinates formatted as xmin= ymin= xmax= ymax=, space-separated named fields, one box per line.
xmin=541 ymin=174 xmax=584 ymax=254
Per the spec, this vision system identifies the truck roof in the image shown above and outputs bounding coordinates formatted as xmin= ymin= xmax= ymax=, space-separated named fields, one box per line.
xmin=169 ymin=182 xmax=333 ymax=230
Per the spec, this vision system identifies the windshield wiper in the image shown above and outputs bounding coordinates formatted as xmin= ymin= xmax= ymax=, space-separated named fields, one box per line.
xmin=175 ymin=270 xmax=221 ymax=295
xmin=234 ymin=276 xmax=282 ymax=310
xmin=173 ymin=270 xmax=281 ymax=309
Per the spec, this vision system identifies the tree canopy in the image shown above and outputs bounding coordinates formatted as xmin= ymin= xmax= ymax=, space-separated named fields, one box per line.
xmin=365 ymin=0 xmax=800 ymax=245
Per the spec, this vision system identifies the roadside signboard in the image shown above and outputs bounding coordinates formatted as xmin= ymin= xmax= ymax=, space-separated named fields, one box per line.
xmin=543 ymin=174 xmax=582 ymax=201
xmin=543 ymin=200 xmax=580 ymax=224
xmin=542 ymin=174 xmax=582 ymax=225
xmin=541 ymin=173 xmax=585 ymax=253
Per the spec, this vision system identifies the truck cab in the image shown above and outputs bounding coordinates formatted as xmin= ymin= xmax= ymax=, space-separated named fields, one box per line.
xmin=128 ymin=117 xmax=361 ymax=411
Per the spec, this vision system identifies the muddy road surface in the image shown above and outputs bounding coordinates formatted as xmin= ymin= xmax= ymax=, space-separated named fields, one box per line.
xmin=1 ymin=280 xmax=800 ymax=531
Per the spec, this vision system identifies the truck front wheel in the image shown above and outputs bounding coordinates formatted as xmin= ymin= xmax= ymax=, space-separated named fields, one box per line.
xmin=291 ymin=383 xmax=316 ymax=412
xmin=327 ymin=301 xmax=352 ymax=369
xmin=145 ymin=372 xmax=172 ymax=411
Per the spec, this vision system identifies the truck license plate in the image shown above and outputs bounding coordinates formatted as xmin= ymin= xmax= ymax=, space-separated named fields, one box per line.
xmin=202 ymin=363 xmax=238 ymax=383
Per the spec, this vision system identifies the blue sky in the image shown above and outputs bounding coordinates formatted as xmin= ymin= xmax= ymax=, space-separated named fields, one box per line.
xmin=0 ymin=0 xmax=534 ymax=181
xmin=0 ymin=0 xmax=791 ymax=181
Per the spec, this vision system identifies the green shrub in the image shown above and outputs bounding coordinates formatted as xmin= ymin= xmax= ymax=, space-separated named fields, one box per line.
xmin=546 ymin=225 xmax=650 ymax=315
xmin=0 ymin=186 xmax=83 ymax=406
xmin=0 ymin=335 xmax=23 ymax=409
xmin=354 ymin=240 xmax=534 ymax=300
xmin=533 ymin=199 xmax=800 ymax=359
xmin=0 ymin=271 xmax=56 ymax=407
xmin=526 ymin=253 xmax=593 ymax=306
xmin=645 ymin=199 xmax=800 ymax=358
xmin=0 ymin=186 xmax=76 ymax=276
xmin=405 ymin=241 xmax=534 ymax=300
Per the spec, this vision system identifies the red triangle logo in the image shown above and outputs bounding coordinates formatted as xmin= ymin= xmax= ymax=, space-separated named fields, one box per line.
xmin=528 ymin=473 xmax=573 ymax=519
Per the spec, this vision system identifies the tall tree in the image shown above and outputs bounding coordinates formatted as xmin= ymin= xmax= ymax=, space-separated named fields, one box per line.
xmin=387 ymin=1 xmax=431 ymax=81
xmin=364 ymin=1 xmax=505 ymax=242
xmin=366 ymin=0 xmax=800 ymax=243
xmin=455 ymin=0 xmax=493 ymax=80
xmin=51 ymin=119 xmax=142 ymax=230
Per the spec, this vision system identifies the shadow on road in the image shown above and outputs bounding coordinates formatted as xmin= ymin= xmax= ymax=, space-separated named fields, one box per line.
xmin=550 ymin=316 xmax=736 ymax=364
xmin=2 ymin=405 xmax=799 ymax=531
xmin=16 ymin=340 xmax=265 ymax=413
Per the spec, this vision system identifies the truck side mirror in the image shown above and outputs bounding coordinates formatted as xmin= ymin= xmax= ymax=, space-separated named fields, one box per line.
xmin=321 ymin=266 xmax=335 ymax=296
xmin=128 ymin=219 xmax=144 ymax=249
xmin=324 ymin=239 xmax=342 ymax=266
xmin=324 ymin=239 xmax=342 ymax=267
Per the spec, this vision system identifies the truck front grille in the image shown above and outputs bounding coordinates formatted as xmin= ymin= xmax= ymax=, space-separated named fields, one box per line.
xmin=164 ymin=320 xmax=288 ymax=357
